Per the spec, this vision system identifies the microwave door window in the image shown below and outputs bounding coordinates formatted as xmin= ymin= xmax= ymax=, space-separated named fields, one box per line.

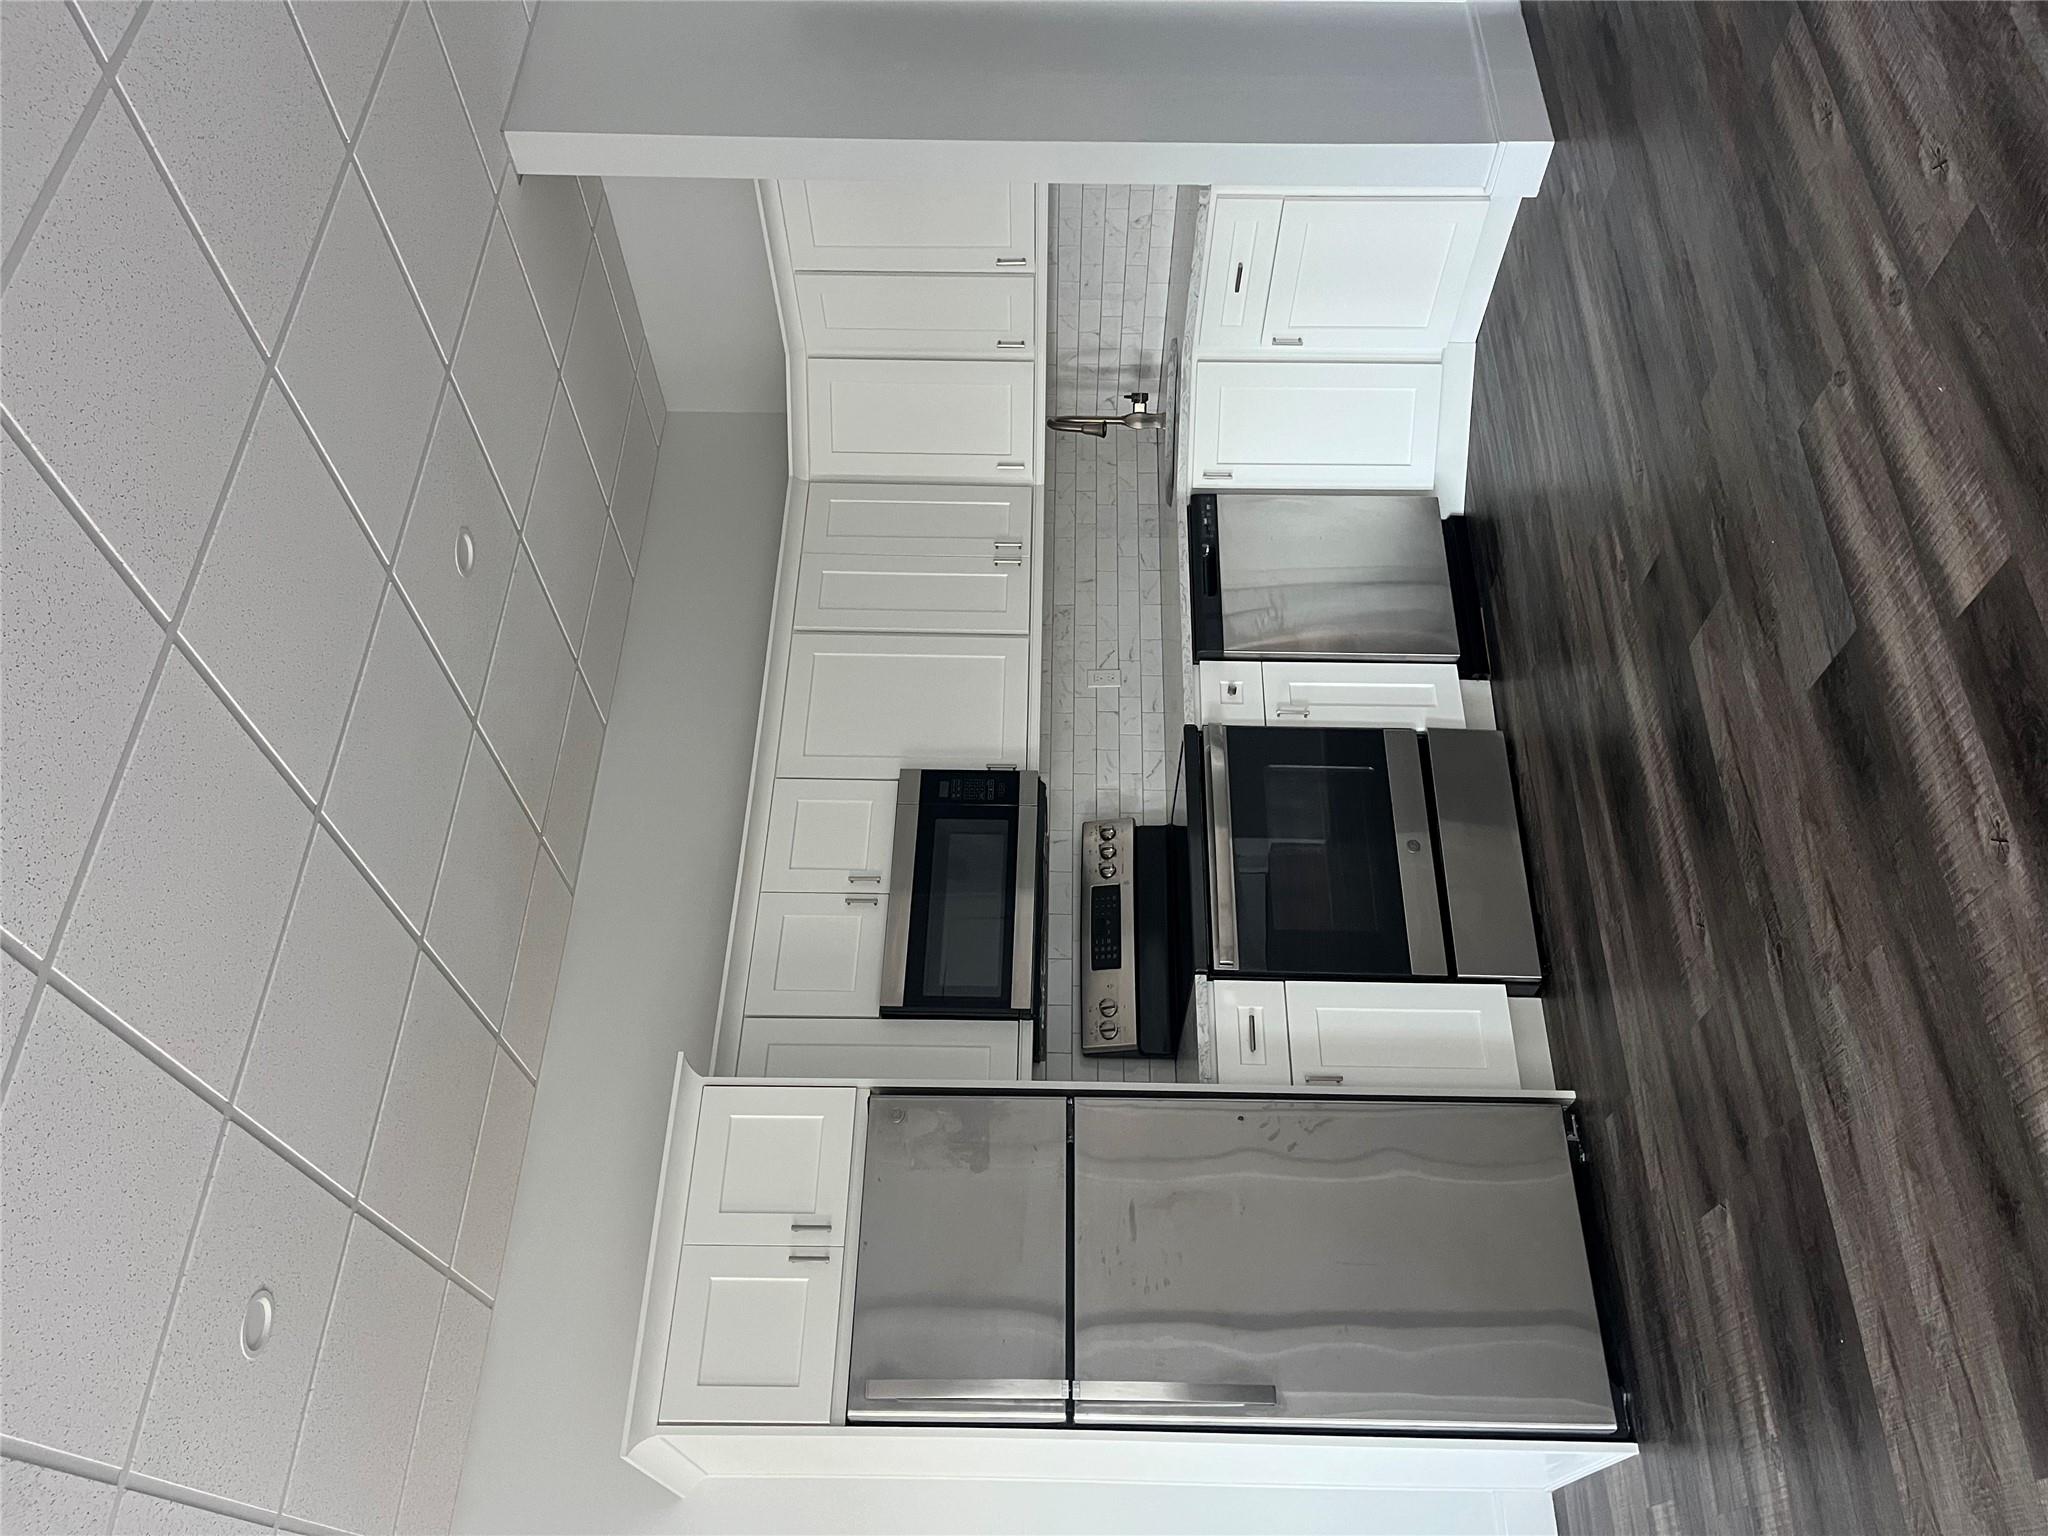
xmin=917 ymin=815 xmax=1013 ymax=1004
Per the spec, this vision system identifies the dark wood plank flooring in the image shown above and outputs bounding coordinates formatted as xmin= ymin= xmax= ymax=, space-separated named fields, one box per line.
xmin=1467 ymin=5 xmax=2048 ymax=1532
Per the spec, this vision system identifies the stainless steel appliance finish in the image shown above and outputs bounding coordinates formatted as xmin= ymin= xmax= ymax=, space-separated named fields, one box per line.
xmin=1203 ymin=725 xmax=1238 ymax=971
xmin=1011 ymin=782 xmax=1041 ymax=1009
xmin=1428 ymin=730 xmax=1543 ymax=986
xmin=1384 ymin=729 xmax=1450 ymax=976
xmin=1080 ymin=818 xmax=1136 ymax=1052
xmin=879 ymin=776 xmax=921 ymax=1007
xmin=1208 ymin=493 xmax=1458 ymax=660
xmin=1071 ymin=1098 xmax=1618 ymax=1433
xmin=847 ymin=1095 xmax=1067 ymax=1424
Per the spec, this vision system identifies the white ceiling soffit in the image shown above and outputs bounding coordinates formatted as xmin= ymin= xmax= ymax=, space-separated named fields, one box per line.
xmin=603 ymin=177 xmax=786 ymax=416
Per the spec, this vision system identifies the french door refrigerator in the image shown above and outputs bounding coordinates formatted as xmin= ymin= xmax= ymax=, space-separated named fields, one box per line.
xmin=846 ymin=1093 xmax=1619 ymax=1436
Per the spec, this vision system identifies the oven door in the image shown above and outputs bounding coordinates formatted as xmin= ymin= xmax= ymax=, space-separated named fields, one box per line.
xmin=882 ymin=771 xmax=1040 ymax=1017
xmin=1204 ymin=724 xmax=1445 ymax=979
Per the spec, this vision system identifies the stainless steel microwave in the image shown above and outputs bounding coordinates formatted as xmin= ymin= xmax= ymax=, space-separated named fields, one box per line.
xmin=881 ymin=769 xmax=1044 ymax=1020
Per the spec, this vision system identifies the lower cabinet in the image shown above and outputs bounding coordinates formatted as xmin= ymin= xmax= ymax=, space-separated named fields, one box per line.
xmin=659 ymin=1244 xmax=844 ymax=1425
xmin=1284 ymin=981 xmax=1518 ymax=1089
xmin=744 ymin=892 xmax=889 ymax=1017
xmin=738 ymin=1016 xmax=1032 ymax=1081
xmin=778 ymin=632 xmax=1032 ymax=777
xmin=1189 ymin=360 xmax=1441 ymax=491
xmin=1209 ymin=979 xmax=1517 ymax=1089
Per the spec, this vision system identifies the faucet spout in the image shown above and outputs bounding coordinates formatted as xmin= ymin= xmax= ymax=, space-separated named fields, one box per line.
xmin=1049 ymin=391 xmax=1163 ymax=437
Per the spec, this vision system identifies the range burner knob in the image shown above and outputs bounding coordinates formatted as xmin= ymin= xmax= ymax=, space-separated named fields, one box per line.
xmin=1099 ymin=1022 xmax=1121 ymax=1041
xmin=1098 ymin=999 xmax=1118 ymax=1018
xmin=1100 ymin=824 xmax=1118 ymax=841
xmin=1098 ymin=863 xmax=1117 ymax=879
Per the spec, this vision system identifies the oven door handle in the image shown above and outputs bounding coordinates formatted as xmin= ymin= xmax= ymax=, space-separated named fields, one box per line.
xmin=879 ymin=771 xmax=923 ymax=1011
xmin=1009 ymin=772 xmax=1041 ymax=1012
xmin=1203 ymin=724 xmax=1239 ymax=971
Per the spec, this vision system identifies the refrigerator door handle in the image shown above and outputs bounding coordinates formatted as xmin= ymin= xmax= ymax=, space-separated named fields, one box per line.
xmin=857 ymin=1378 xmax=1069 ymax=1423
xmin=1071 ymin=1380 xmax=1277 ymax=1411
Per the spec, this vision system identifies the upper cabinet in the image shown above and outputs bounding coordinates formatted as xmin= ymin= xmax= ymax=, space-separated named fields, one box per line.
xmin=1197 ymin=197 xmax=1489 ymax=357
xmin=794 ymin=272 xmax=1037 ymax=358
xmin=1189 ymin=360 xmax=1442 ymax=490
xmin=806 ymin=358 xmax=1039 ymax=482
xmin=777 ymin=181 xmax=1038 ymax=272
xmin=803 ymin=481 xmax=1033 ymax=557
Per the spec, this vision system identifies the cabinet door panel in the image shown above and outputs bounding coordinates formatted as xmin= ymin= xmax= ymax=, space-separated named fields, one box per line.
xmin=795 ymin=272 xmax=1036 ymax=356
xmin=1284 ymin=981 xmax=1518 ymax=1089
xmin=683 ymin=1084 xmax=857 ymax=1245
xmin=1190 ymin=361 xmax=1440 ymax=491
xmin=808 ymin=359 xmax=1038 ymax=482
xmin=778 ymin=180 xmax=1036 ymax=272
xmin=738 ymin=1017 xmax=1030 ymax=1081
xmin=1265 ymin=199 xmax=1487 ymax=353
xmin=1210 ymin=979 xmax=1291 ymax=1084
xmin=794 ymin=550 xmax=1031 ymax=634
xmin=1196 ymin=197 xmax=1281 ymax=353
xmin=760 ymin=780 xmax=899 ymax=893
xmin=778 ymin=633 xmax=1031 ymax=778
xmin=745 ymin=892 xmax=889 ymax=1017
xmin=803 ymin=481 xmax=1032 ymax=556
xmin=1263 ymin=661 xmax=1465 ymax=730
xmin=659 ymin=1244 xmax=842 ymax=1424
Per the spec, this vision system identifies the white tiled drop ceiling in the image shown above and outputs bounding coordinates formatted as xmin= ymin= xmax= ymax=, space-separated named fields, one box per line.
xmin=1040 ymin=185 xmax=1180 ymax=1082
xmin=0 ymin=3 xmax=664 ymax=1531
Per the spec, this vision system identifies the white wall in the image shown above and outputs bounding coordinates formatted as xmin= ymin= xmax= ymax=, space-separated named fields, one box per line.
xmin=504 ymin=0 xmax=1550 ymax=188
xmin=453 ymin=413 xmax=790 ymax=1534
xmin=0 ymin=3 xmax=659 ymax=1531
xmin=605 ymin=177 xmax=787 ymax=416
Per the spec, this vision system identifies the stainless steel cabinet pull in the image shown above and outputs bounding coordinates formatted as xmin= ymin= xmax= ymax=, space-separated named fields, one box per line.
xmin=1271 ymin=335 xmax=1304 ymax=347
xmin=994 ymin=539 xmax=1025 ymax=551
xmin=847 ymin=871 xmax=882 ymax=884
xmin=987 ymin=762 xmax=1018 ymax=771
xmin=995 ymin=338 xmax=1028 ymax=348
xmin=994 ymin=255 xmax=1029 ymax=267
xmin=1233 ymin=260 xmax=1245 ymax=294
xmin=790 ymin=1219 xmax=833 ymax=1232
xmin=1246 ymin=1012 xmax=1258 ymax=1052
xmin=1274 ymin=704 xmax=1311 ymax=718
xmin=845 ymin=894 xmax=879 ymax=906
xmin=1205 ymin=470 xmax=1235 ymax=480
xmin=993 ymin=555 xmax=1023 ymax=566
xmin=1305 ymin=1073 xmax=1345 ymax=1085
xmin=996 ymin=460 xmax=1026 ymax=470
xmin=787 ymin=1249 xmax=833 ymax=1263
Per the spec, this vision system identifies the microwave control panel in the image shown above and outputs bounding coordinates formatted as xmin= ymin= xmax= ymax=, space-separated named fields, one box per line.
xmin=1081 ymin=818 xmax=1137 ymax=1054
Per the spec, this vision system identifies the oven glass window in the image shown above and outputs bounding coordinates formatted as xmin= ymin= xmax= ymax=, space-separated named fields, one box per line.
xmin=1227 ymin=731 xmax=1411 ymax=975
xmin=914 ymin=814 xmax=1014 ymax=1003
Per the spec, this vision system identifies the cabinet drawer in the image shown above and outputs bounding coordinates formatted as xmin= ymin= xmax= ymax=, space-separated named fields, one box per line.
xmin=684 ymin=1084 xmax=858 ymax=1246
xmin=1284 ymin=981 xmax=1518 ymax=1090
xmin=807 ymin=358 xmax=1038 ymax=483
xmin=793 ymin=550 xmax=1031 ymax=635
xmin=738 ymin=1017 xmax=1031 ymax=1081
xmin=760 ymin=780 xmax=899 ymax=893
xmin=777 ymin=180 xmax=1036 ymax=272
xmin=659 ymin=1243 xmax=843 ymax=1424
xmin=744 ymin=891 xmax=890 ymax=1017
xmin=778 ymin=633 xmax=1031 ymax=778
xmin=795 ymin=272 xmax=1036 ymax=357
xmin=1210 ymin=979 xmax=1291 ymax=1084
xmin=1262 ymin=661 xmax=1465 ymax=730
xmin=803 ymin=481 xmax=1032 ymax=557
xmin=1190 ymin=361 xmax=1441 ymax=491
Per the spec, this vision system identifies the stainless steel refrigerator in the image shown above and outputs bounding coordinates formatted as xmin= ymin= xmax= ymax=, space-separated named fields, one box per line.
xmin=847 ymin=1093 xmax=1619 ymax=1435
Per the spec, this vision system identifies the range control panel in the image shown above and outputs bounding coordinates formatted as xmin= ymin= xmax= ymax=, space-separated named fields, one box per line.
xmin=1081 ymin=817 xmax=1137 ymax=1054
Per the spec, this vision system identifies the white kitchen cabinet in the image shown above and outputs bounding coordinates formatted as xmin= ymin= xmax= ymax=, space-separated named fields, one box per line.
xmin=803 ymin=481 xmax=1033 ymax=557
xmin=1263 ymin=199 xmax=1488 ymax=354
xmin=760 ymin=780 xmax=899 ymax=894
xmin=1189 ymin=361 xmax=1441 ymax=490
xmin=683 ymin=1084 xmax=857 ymax=1246
xmin=1196 ymin=197 xmax=1282 ymax=353
xmin=778 ymin=633 xmax=1032 ymax=778
xmin=1210 ymin=979 xmax=1292 ymax=1084
xmin=659 ymin=1243 xmax=843 ymax=1425
xmin=737 ymin=1017 xmax=1032 ymax=1081
xmin=1196 ymin=660 xmax=1265 ymax=725
xmin=793 ymin=550 xmax=1032 ymax=635
xmin=776 ymin=180 xmax=1037 ymax=272
xmin=807 ymin=358 xmax=1038 ymax=482
xmin=1284 ymin=981 xmax=1518 ymax=1090
xmin=794 ymin=272 xmax=1036 ymax=357
xmin=1263 ymin=661 xmax=1465 ymax=730
xmin=744 ymin=892 xmax=890 ymax=1018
